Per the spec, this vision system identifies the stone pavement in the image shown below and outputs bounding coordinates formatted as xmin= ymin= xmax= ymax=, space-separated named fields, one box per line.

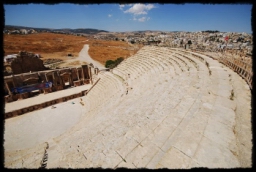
xmin=4 ymin=83 xmax=92 ymax=115
xmin=4 ymin=46 xmax=252 ymax=169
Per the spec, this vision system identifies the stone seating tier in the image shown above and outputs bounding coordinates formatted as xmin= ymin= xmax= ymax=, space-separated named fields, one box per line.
xmin=4 ymin=46 xmax=251 ymax=168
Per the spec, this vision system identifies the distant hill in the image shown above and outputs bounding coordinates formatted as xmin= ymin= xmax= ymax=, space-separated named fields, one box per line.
xmin=4 ymin=25 xmax=109 ymax=34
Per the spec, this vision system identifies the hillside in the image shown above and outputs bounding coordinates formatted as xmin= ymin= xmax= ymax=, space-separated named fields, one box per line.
xmin=4 ymin=25 xmax=108 ymax=34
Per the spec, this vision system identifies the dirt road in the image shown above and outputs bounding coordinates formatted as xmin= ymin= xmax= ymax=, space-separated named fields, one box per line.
xmin=57 ymin=44 xmax=105 ymax=69
xmin=65 ymin=44 xmax=105 ymax=69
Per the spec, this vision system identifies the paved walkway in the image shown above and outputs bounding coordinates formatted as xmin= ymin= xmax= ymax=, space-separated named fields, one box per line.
xmin=4 ymin=46 xmax=252 ymax=169
xmin=5 ymin=84 xmax=92 ymax=114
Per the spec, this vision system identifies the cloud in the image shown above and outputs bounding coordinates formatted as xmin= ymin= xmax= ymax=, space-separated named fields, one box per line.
xmin=108 ymin=14 xmax=112 ymax=17
xmin=119 ymin=4 xmax=125 ymax=10
xmin=138 ymin=17 xmax=146 ymax=22
xmin=124 ymin=3 xmax=155 ymax=15
xmin=130 ymin=16 xmax=150 ymax=22
xmin=119 ymin=4 xmax=133 ymax=10
xmin=137 ymin=17 xmax=150 ymax=22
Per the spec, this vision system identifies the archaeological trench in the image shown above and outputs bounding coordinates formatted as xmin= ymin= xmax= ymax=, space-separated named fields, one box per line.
xmin=4 ymin=46 xmax=252 ymax=168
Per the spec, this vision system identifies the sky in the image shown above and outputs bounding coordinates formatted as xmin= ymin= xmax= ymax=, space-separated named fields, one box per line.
xmin=4 ymin=3 xmax=252 ymax=33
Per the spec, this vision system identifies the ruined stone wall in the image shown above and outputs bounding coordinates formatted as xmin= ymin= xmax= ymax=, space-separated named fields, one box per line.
xmin=4 ymin=64 xmax=96 ymax=103
xmin=10 ymin=51 xmax=47 ymax=74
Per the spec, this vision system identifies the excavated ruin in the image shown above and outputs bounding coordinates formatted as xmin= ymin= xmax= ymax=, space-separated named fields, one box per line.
xmin=10 ymin=51 xmax=47 ymax=74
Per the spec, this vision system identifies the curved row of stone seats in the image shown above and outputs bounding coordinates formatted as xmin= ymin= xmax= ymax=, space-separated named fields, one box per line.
xmin=168 ymin=55 xmax=187 ymax=71
xmin=84 ymin=71 xmax=125 ymax=112
xmin=165 ymin=54 xmax=184 ymax=73
xmin=150 ymin=52 xmax=180 ymax=70
xmin=176 ymin=49 xmax=205 ymax=63
xmin=6 ymin=46 xmax=202 ymax=168
xmin=37 ymin=47 xmax=252 ymax=167
xmin=139 ymin=49 xmax=183 ymax=73
xmin=90 ymin=73 xmax=122 ymax=99
xmin=5 ymin=46 xmax=251 ymax=168
xmin=116 ymin=57 xmax=146 ymax=76
xmin=172 ymin=54 xmax=197 ymax=74
xmin=173 ymin=51 xmax=205 ymax=71
xmin=158 ymin=55 xmax=181 ymax=75
xmin=172 ymin=54 xmax=190 ymax=71
xmin=103 ymin=63 xmax=206 ymax=168
xmin=85 ymin=77 xmax=113 ymax=104
xmin=142 ymin=47 xmax=189 ymax=74
xmin=113 ymin=51 xmax=168 ymax=81
xmin=173 ymin=51 xmax=199 ymax=70
xmin=140 ymin=54 xmax=175 ymax=74
xmin=180 ymin=51 xmax=212 ymax=76
xmin=49 ymin=48 xmax=242 ymax=168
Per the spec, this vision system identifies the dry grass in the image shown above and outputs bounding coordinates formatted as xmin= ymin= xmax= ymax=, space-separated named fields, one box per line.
xmin=88 ymin=40 xmax=143 ymax=64
xmin=4 ymin=33 xmax=143 ymax=65
xmin=66 ymin=60 xmax=81 ymax=66
xmin=4 ymin=33 xmax=85 ymax=59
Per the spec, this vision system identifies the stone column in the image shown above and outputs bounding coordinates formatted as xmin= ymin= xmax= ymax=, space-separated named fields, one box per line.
xmin=82 ymin=65 xmax=90 ymax=84
xmin=89 ymin=66 xmax=93 ymax=84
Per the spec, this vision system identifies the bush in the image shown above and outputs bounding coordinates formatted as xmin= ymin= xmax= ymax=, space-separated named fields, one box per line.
xmin=115 ymin=57 xmax=124 ymax=65
xmin=105 ymin=60 xmax=115 ymax=68
xmin=105 ymin=57 xmax=124 ymax=69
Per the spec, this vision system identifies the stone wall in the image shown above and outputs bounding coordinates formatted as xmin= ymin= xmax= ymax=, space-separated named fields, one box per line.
xmin=4 ymin=65 xmax=99 ymax=103
xmin=10 ymin=51 xmax=47 ymax=74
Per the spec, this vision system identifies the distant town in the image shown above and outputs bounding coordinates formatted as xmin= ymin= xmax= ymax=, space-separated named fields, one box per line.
xmin=4 ymin=25 xmax=253 ymax=56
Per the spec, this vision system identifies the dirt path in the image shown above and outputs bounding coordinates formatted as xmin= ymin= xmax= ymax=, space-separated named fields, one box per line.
xmin=79 ymin=44 xmax=105 ymax=69
xmin=59 ymin=44 xmax=105 ymax=69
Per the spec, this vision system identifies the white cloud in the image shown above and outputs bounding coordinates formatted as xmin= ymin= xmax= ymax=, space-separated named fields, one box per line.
xmin=124 ymin=3 xmax=155 ymax=15
xmin=138 ymin=17 xmax=146 ymax=22
xmin=119 ymin=4 xmax=125 ymax=10
xmin=136 ymin=17 xmax=151 ymax=22
xmin=108 ymin=14 xmax=112 ymax=17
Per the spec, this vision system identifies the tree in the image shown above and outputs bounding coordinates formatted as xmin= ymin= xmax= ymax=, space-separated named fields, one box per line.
xmin=105 ymin=57 xmax=124 ymax=69
xmin=105 ymin=60 xmax=115 ymax=68
xmin=188 ymin=40 xmax=192 ymax=45
xmin=115 ymin=57 xmax=124 ymax=65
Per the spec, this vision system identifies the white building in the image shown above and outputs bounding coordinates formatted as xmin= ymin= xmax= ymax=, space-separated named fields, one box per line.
xmin=20 ymin=29 xmax=28 ymax=34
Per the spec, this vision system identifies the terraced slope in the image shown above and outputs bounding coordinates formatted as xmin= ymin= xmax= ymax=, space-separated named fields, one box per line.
xmin=4 ymin=46 xmax=251 ymax=168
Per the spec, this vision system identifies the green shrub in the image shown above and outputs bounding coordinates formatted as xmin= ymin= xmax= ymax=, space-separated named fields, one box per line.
xmin=105 ymin=60 xmax=115 ymax=68
xmin=105 ymin=57 xmax=124 ymax=69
